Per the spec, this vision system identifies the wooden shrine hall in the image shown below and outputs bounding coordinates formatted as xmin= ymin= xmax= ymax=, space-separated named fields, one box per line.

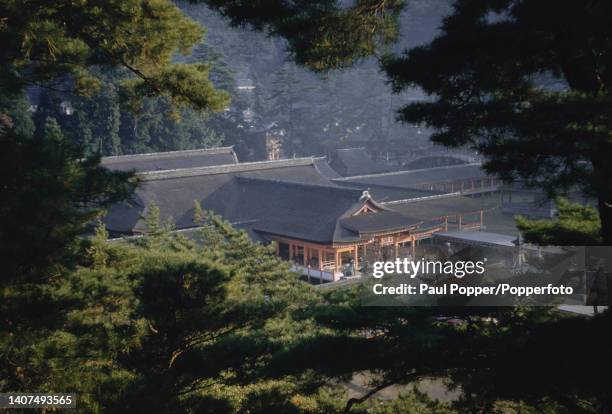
xmin=101 ymin=150 xmax=487 ymax=283
xmin=263 ymin=193 xmax=449 ymax=282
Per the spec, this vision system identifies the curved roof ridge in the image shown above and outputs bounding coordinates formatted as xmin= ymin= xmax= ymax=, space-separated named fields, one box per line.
xmin=382 ymin=192 xmax=464 ymax=205
xmin=334 ymin=162 xmax=484 ymax=180
xmin=139 ymin=157 xmax=318 ymax=181
xmin=102 ymin=146 xmax=236 ymax=163
xmin=235 ymin=176 xmax=363 ymax=195
xmin=311 ymin=156 xmax=341 ymax=179
xmin=336 ymin=147 xmax=367 ymax=151
xmin=333 ymin=179 xmax=441 ymax=193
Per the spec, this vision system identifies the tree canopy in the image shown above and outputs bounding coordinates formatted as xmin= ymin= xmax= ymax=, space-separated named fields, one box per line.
xmin=383 ymin=0 xmax=612 ymax=243
xmin=2 ymin=1 xmax=611 ymax=413
xmin=0 ymin=116 xmax=136 ymax=278
xmin=1 ymin=0 xmax=229 ymax=112
xmin=199 ymin=0 xmax=404 ymax=71
xmin=517 ymin=198 xmax=602 ymax=245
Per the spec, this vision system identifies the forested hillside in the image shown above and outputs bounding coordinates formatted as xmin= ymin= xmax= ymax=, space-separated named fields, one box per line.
xmin=17 ymin=0 xmax=451 ymax=159
xmin=180 ymin=0 xmax=452 ymax=160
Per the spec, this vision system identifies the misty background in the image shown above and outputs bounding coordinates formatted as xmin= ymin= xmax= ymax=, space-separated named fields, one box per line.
xmin=24 ymin=0 xmax=457 ymax=164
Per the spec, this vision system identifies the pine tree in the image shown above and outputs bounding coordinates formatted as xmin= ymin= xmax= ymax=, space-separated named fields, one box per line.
xmin=383 ymin=0 xmax=612 ymax=243
xmin=0 ymin=117 xmax=136 ymax=278
xmin=1 ymin=0 xmax=229 ymax=113
xmin=200 ymin=0 xmax=404 ymax=71
xmin=69 ymin=216 xmax=323 ymax=413
xmin=0 ymin=115 xmax=137 ymax=394
xmin=517 ymin=198 xmax=602 ymax=245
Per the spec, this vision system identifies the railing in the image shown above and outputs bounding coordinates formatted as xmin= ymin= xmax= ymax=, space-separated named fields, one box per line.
xmin=459 ymin=221 xmax=482 ymax=231
xmin=321 ymin=260 xmax=336 ymax=270
xmin=291 ymin=264 xmax=336 ymax=282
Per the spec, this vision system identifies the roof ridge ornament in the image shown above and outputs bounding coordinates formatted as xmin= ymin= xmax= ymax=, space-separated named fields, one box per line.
xmin=360 ymin=190 xmax=371 ymax=201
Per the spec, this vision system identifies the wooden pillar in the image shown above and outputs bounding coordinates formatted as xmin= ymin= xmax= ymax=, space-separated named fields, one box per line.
xmin=289 ymin=243 xmax=294 ymax=260
xmin=394 ymin=241 xmax=399 ymax=259
xmin=480 ymin=210 xmax=484 ymax=227
xmin=319 ymin=258 xmax=323 ymax=285
xmin=319 ymin=249 xmax=325 ymax=277
xmin=444 ymin=216 xmax=449 ymax=231
xmin=353 ymin=246 xmax=359 ymax=272
xmin=334 ymin=250 xmax=340 ymax=276
xmin=319 ymin=251 xmax=324 ymax=284
xmin=411 ymin=237 xmax=416 ymax=257
xmin=304 ymin=246 xmax=309 ymax=266
xmin=458 ymin=214 xmax=463 ymax=230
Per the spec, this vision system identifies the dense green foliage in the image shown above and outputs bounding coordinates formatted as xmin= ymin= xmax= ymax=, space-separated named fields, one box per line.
xmin=0 ymin=116 xmax=136 ymax=400
xmin=1 ymin=0 xmax=232 ymax=156
xmin=33 ymin=84 xmax=225 ymax=156
xmin=0 ymin=0 xmax=229 ymax=112
xmin=199 ymin=0 xmax=404 ymax=72
xmin=1 ymin=1 xmax=611 ymax=413
xmin=1 ymin=210 xmax=314 ymax=412
xmin=8 ymin=196 xmax=599 ymax=412
xmin=517 ymin=198 xmax=602 ymax=245
xmin=0 ymin=116 xmax=136 ymax=278
xmin=383 ymin=0 xmax=612 ymax=243
xmin=282 ymin=287 xmax=611 ymax=413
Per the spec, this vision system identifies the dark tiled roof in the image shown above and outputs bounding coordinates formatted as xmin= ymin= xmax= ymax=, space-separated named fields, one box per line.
xmin=102 ymin=157 xmax=350 ymax=237
xmin=102 ymin=154 xmax=449 ymax=245
xmin=340 ymin=211 xmax=422 ymax=236
xmin=330 ymin=148 xmax=390 ymax=177
xmin=335 ymin=163 xmax=487 ymax=189
xmin=388 ymin=194 xmax=487 ymax=220
xmin=101 ymin=147 xmax=238 ymax=172
xmin=231 ymin=177 xmax=374 ymax=244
